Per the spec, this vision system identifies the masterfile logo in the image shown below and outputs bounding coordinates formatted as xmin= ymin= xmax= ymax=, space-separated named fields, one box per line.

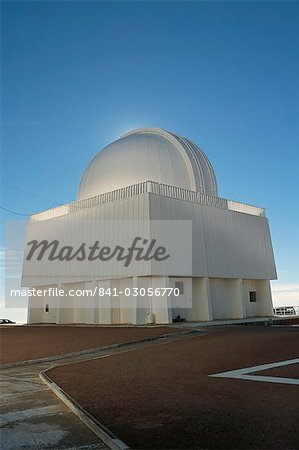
xmin=26 ymin=237 xmax=170 ymax=267
xmin=5 ymin=220 xmax=192 ymax=308
xmin=21 ymin=220 xmax=192 ymax=279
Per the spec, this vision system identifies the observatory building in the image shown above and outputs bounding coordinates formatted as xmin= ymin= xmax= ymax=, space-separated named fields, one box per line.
xmin=22 ymin=128 xmax=277 ymax=324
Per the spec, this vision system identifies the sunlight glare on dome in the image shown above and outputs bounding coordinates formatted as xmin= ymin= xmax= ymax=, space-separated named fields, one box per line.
xmin=77 ymin=128 xmax=218 ymax=200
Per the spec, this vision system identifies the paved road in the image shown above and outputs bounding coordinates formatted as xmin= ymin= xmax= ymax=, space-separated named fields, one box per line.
xmin=0 ymin=362 xmax=108 ymax=449
xmin=0 ymin=329 xmax=200 ymax=449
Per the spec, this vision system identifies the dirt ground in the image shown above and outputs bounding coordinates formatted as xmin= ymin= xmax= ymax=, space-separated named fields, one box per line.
xmin=254 ymin=362 xmax=299 ymax=378
xmin=48 ymin=326 xmax=299 ymax=449
xmin=273 ymin=317 xmax=299 ymax=325
xmin=0 ymin=325 xmax=179 ymax=364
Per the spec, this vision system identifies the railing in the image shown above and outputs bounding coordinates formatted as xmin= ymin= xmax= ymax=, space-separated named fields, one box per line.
xmin=227 ymin=200 xmax=265 ymax=217
xmin=148 ymin=181 xmax=228 ymax=209
xmin=30 ymin=180 xmax=265 ymax=222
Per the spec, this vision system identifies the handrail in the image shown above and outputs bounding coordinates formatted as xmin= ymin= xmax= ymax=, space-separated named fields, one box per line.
xmin=30 ymin=180 xmax=265 ymax=222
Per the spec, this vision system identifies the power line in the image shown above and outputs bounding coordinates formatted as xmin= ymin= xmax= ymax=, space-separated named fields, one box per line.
xmin=0 ymin=181 xmax=62 ymax=216
xmin=0 ymin=203 xmax=58 ymax=216
xmin=1 ymin=181 xmax=62 ymax=205
xmin=0 ymin=206 xmax=33 ymax=216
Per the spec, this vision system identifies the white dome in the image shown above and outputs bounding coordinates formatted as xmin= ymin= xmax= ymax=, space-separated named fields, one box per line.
xmin=77 ymin=128 xmax=218 ymax=200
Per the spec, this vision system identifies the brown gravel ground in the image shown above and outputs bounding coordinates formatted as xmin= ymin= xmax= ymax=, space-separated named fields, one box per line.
xmin=48 ymin=326 xmax=299 ymax=450
xmin=0 ymin=325 xmax=180 ymax=364
xmin=253 ymin=362 xmax=299 ymax=378
xmin=273 ymin=317 xmax=299 ymax=325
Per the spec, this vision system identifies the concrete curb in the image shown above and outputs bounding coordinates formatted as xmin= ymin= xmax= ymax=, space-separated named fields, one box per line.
xmin=0 ymin=329 xmax=199 ymax=370
xmin=40 ymin=371 xmax=130 ymax=450
xmin=37 ymin=329 xmax=202 ymax=450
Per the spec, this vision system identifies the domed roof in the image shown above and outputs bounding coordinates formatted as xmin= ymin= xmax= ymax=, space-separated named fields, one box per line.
xmin=77 ymin=128 xmax=218 ymax=200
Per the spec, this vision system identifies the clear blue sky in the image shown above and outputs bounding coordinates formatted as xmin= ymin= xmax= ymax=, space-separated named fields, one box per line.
xmin=1 ymin=1 xmax=298 ymax=320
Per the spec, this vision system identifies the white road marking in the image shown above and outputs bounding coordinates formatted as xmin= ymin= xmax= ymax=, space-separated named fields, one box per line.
xmin=209 ymin=358 xmax=299 ymax=385
xmin=0 ymin=374 xmax=43 ymax=385
xmin=0 ymin=404 xmax=66 ymax=425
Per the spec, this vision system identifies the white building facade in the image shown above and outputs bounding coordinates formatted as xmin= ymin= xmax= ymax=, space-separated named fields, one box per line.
xmin=22 ymin=128 xmax=277 ymax=324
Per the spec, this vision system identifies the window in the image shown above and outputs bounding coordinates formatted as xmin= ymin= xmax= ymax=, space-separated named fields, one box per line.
xmin=249 ymin=291 xmax=256 ymax=303
xmin=45 ymin=304 xmax=49 ymax=313
xmin=175 ymin=281 xmax=184 ymax=295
